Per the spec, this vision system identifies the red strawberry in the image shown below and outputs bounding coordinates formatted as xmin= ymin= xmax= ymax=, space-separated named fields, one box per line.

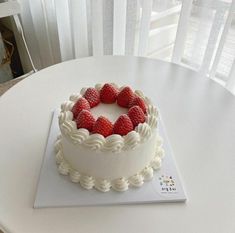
xmin=83 ymin=87 xmax=100 ymax=108
xmin=71 ymin=97 xmax=90 ymax=119
xmin=100 ymin=83 xmax=119 ymax=103
xmin=129 ymin=96 xmax=147 ymax=113
xmin=75 ymin=110 xmax=95 ymax=131
xmin=117 ymin=86 xmax=134 ymax=108
xmin=128 ymin=106 xmax=145 ymax=127
xmin=93 ymin=116 xmax=113 ymax=137
xmin=113 ymin=114 xmax=133 ymax=136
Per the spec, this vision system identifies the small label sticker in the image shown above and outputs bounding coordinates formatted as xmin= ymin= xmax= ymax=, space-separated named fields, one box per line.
xmin=158 ymin=174 xmax=177 ymax=194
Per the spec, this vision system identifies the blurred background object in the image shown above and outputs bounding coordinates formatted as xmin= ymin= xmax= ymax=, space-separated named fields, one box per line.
xmin=0 ymin=23 xmax=23 ymax=83
xmin=0 ymin=27 xmax=13 ymax=82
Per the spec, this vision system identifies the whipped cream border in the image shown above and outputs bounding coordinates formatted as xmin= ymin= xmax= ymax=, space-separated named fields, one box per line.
xmin=54 ymin=135 xmax=165 ymax=192
xmin=59 ymin=83 xmax=159 ymax=153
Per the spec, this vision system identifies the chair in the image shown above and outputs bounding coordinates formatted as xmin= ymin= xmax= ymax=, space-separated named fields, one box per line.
xmin=172 ymin=0 xmax=235 ymax=93
xmin=0 ymin=1 xmax=36 ymax=95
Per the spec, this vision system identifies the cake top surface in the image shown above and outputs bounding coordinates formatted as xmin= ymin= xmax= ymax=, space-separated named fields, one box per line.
xmin=90 ymin=103 xmax=127 ymax=123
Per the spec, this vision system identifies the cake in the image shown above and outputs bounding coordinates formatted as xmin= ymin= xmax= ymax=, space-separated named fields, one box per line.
xmin=55 ymin=83 xmax=164 ymax=192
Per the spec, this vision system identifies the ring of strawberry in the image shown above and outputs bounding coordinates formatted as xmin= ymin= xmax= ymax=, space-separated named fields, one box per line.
xmin=71 ymin=83 xmax=148 ymax=136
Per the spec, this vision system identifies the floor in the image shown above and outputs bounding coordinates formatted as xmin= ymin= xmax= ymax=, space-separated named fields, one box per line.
xmin=0 ymin=78 xmax=23 ymax=96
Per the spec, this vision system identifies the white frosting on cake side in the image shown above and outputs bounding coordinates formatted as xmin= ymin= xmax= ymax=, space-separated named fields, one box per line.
xmin=61 ymin=129 xmax=157 ymax=180
xmin=54 ymin=136 xmax=164 ymax=192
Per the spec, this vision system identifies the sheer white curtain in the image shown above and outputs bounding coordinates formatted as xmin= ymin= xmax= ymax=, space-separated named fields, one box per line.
xmin=18 ymin=0 xmax=140 ymax=67
xmin=15 ymin=0 xmax=235 ymax=93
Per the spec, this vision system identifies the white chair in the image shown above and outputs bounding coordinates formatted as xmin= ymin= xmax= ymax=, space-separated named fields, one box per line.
xmin=0 ymin=1 xmax=36 ymax=95
xmin=172 ymin=0 xmax=235 ymax=93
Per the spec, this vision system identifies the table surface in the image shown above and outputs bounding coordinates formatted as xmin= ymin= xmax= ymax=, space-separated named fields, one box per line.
xmin=0 ymin=56 xmax=235 ymax=233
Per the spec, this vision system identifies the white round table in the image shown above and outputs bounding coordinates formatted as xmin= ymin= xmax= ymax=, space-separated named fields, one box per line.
xmin=1 ymin=56 xmax=235 ymax=233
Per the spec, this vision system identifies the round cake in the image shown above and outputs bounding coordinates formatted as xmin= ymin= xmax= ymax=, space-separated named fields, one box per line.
xmin=55 ymin=83 xmax=164 ymax=192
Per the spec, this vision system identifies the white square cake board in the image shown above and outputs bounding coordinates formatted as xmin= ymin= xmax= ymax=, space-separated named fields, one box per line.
xmin=34 ymin=110 xmax=186 ymax=208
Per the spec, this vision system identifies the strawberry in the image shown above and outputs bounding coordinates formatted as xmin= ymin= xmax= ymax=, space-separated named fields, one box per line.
xmin=113 ymin=114 xmax=133 ymax=136
xmin=83 ymin=87 xmax=100 ymax=108
xmin=100 ymin=83 xmax=119 ymax=104
xmin=75 ymin=110 xmax=95 ymax=131
xmin=93 ymin=116 xmax=113 ymax=137
xmin=129 ymin=96 xmax=147 ymax=113
xmin=117 ymin=86 xmax=134 ymax=108
xmin=71 ymin=97 xmax=90 ymax=119
xmin=128 ymin=106 xmax=145 ymax=127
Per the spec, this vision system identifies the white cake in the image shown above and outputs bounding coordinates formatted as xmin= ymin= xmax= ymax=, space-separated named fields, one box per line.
xmin=55 ymin=83 xmax=164 ymax=192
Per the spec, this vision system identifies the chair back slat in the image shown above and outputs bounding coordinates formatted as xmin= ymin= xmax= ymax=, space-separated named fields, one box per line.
xmin=55 ymin=0 xmax=74 ymax=61
xmin=172 ymin=0 xmax=193 ymax=64
xmin=91 ymin=0 xmax=104 ymax=56
xmin=199 ymin=4 xmax=227 ymax=77
xmin=138 ymin=0 xmax=153 ymax=56
xmin=187 ymin=2 xmax=214 ymax=69
xmin=209 ymin=1 xmax=235 ymax=81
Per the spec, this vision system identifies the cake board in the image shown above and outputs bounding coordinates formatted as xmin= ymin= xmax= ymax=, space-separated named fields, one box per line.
xmin=34 ymin=110 xmax=187 ymax=208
